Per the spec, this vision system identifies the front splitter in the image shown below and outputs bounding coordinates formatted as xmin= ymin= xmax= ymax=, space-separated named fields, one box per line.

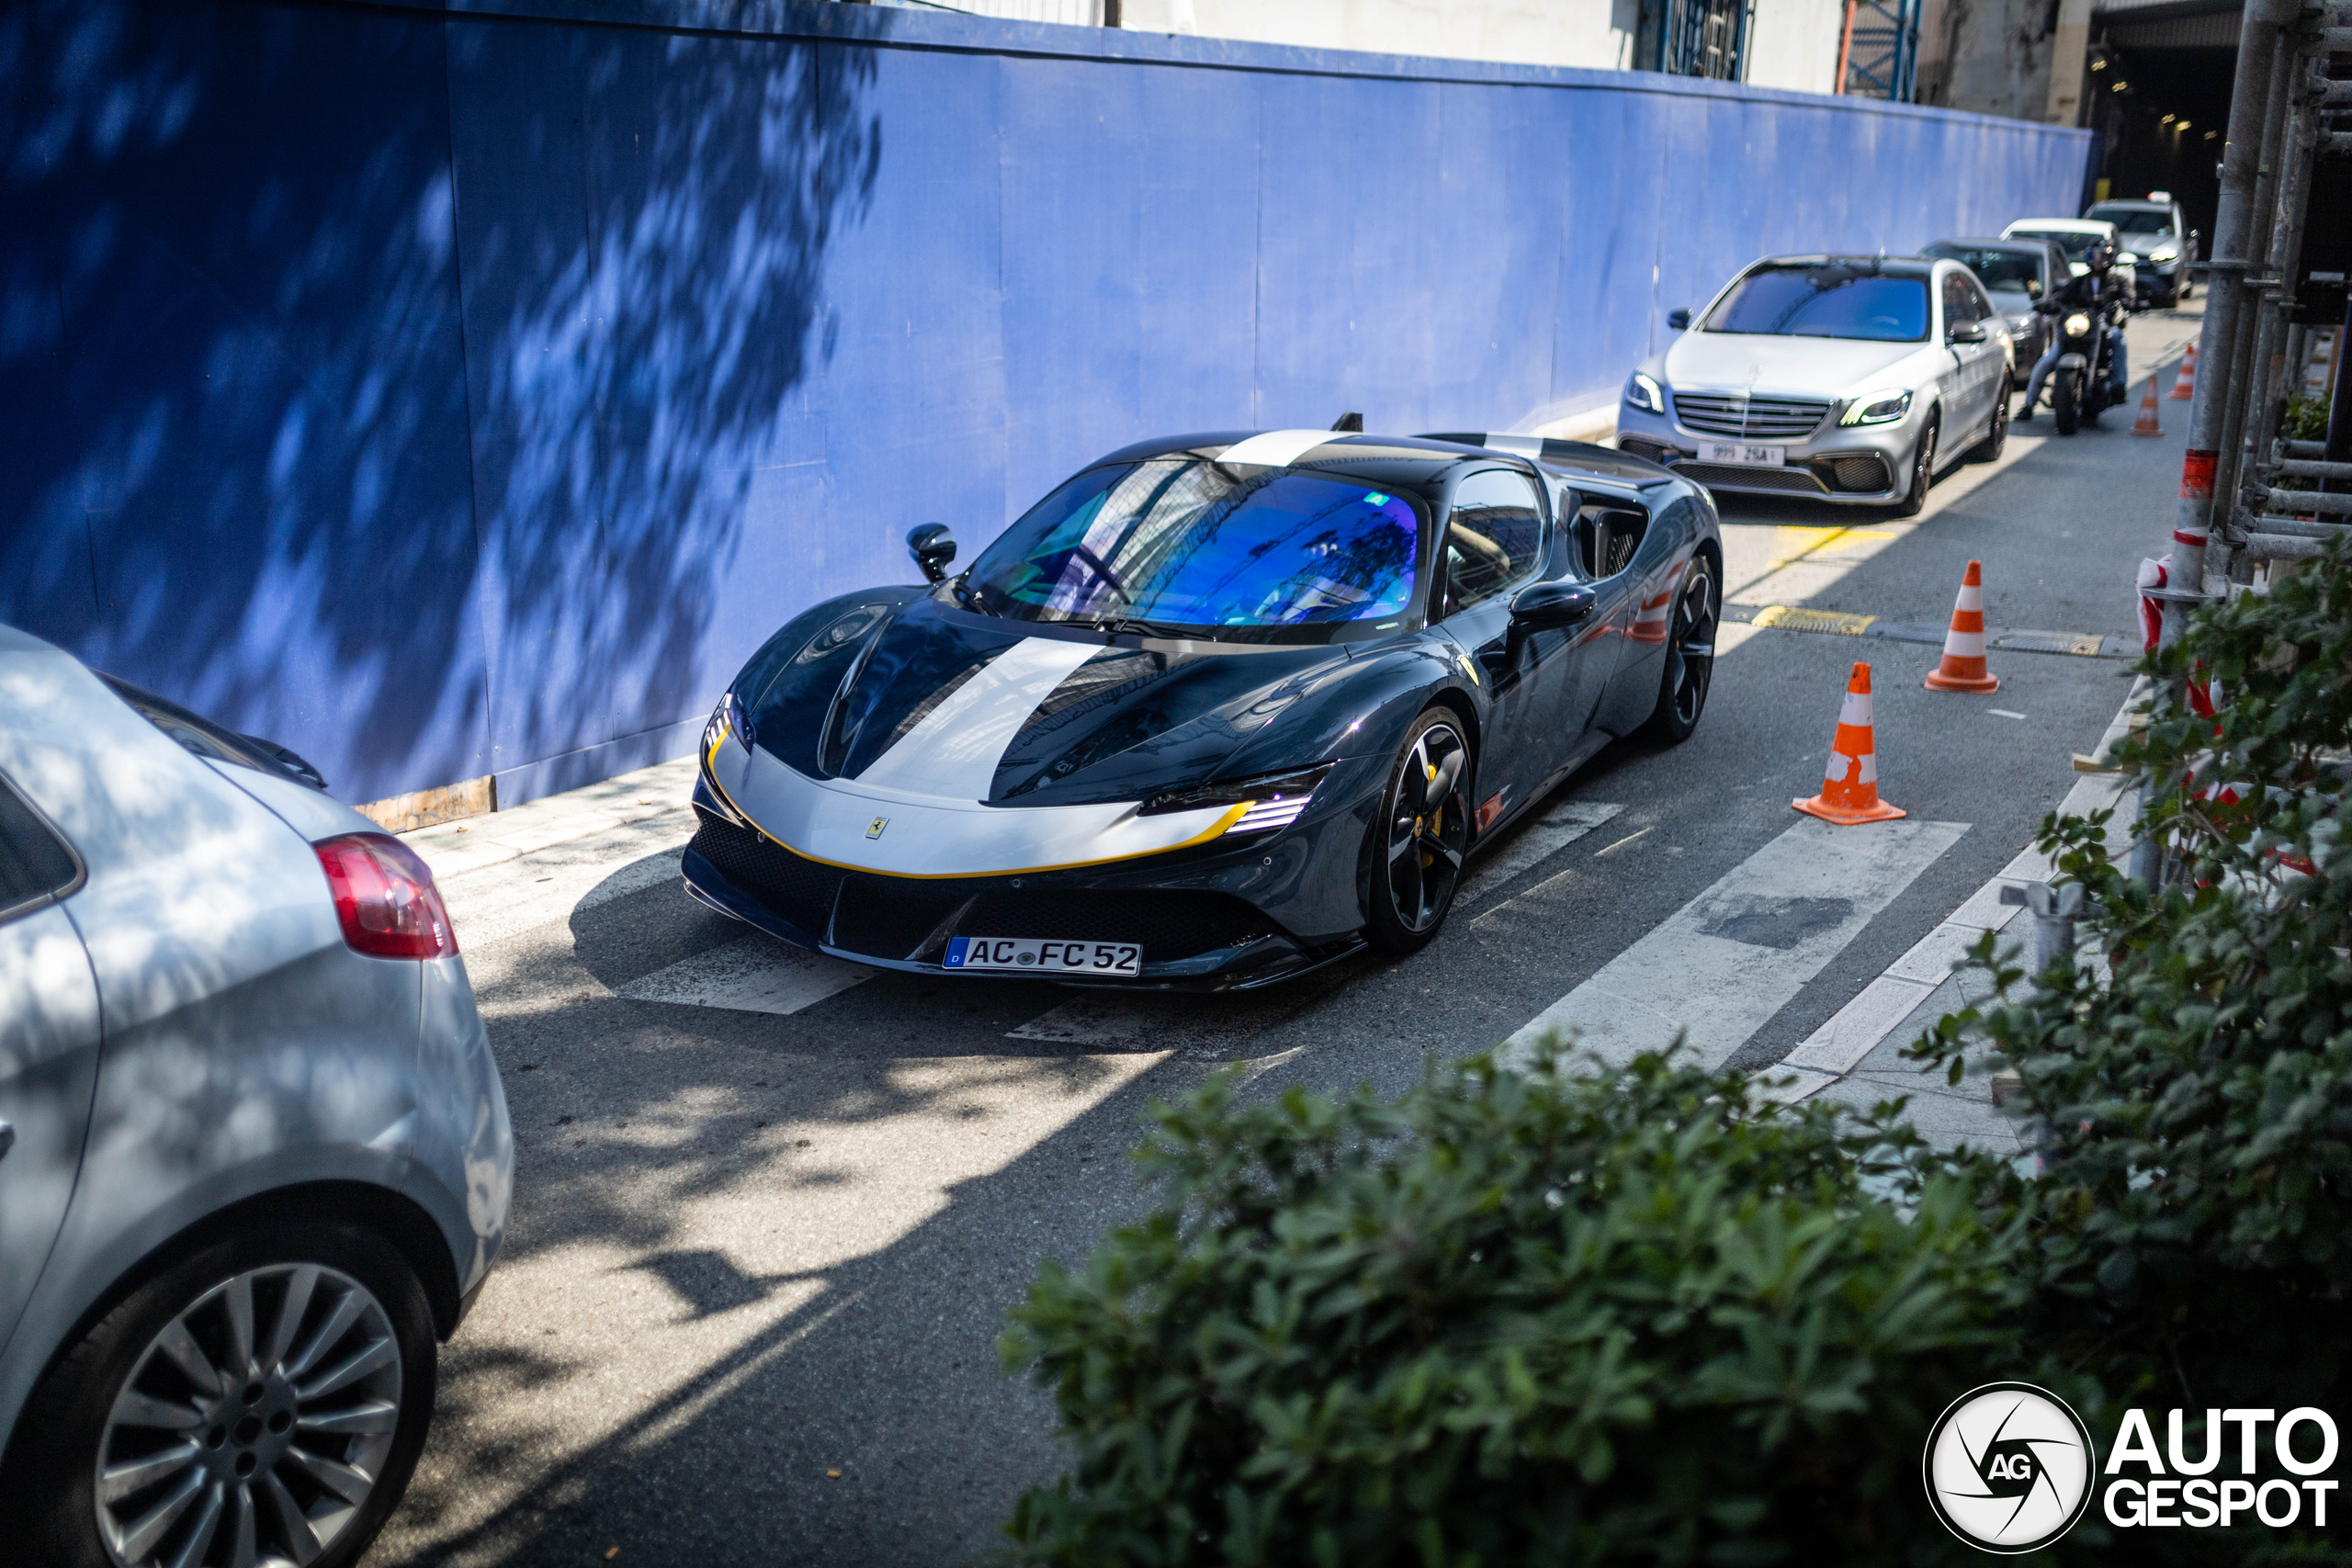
xmin=681 ymin=844 xmax=1354 ymax=992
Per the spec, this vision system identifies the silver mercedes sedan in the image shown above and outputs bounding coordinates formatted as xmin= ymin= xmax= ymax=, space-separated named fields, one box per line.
xmin=1614 ymin=254 xmax=2016 ymax=515
xmin=0 ymin=625 xmax=511 ymax=1568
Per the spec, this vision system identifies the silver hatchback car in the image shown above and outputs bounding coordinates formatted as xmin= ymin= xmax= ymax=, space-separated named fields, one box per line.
xmin=0 ymin=626 xmax=512 ymax=1568
xmin=1614 ymin=254 xmax=2016 ymax=514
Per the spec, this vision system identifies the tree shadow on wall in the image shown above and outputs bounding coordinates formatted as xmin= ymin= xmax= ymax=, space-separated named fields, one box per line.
xmin=0 ymin=1 xmax=880 ymax=803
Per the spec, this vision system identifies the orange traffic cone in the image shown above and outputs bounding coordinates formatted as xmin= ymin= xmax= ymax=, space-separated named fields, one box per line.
xmin=2169 ymin=341 xmax=2198 ymax=400
xmin=2131 ymin=373 xmax=2164 ymax=436
xmin=1793 ymin=663 xmax=1906 ymax=825
xmin=1925 ymin=559 xmax=2000 ymax=694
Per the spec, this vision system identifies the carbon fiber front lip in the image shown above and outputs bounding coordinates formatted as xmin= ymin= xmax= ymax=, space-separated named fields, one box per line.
xmin=680 ymin=838 xmax=1336 ymax=990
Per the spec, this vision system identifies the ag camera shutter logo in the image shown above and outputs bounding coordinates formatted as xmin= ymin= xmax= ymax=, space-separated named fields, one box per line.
xmin=1923 ymin=1382 xmax=2097 ymax=1552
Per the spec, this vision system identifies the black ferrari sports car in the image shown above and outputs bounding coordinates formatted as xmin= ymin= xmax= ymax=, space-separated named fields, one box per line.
xmin=684 ymin=425 xmax=1720 ymax=988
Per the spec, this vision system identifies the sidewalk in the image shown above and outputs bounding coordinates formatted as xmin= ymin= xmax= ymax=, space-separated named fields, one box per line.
xmin=401 ymin=754 xmax=698 ymax=879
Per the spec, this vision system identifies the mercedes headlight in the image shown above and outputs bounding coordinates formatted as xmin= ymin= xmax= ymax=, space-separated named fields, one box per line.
xmin=2147 ymin=244 xmax=2178 ymax=264
xmin=1839 ymin=389 xmax=1913 ymax=426
xmin=2064 ymin=311 xmax=2093 ymax=337
xmin=1623 ymin=371 xmax=1666 ymax=415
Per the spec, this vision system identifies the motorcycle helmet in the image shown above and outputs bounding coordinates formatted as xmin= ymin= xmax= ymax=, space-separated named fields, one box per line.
xmin=2085 ymin=240 xmax=2115 ymax=273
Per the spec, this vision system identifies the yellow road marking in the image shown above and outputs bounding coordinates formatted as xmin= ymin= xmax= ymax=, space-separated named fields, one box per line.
xmin=1751 ymin=605 xmax=1879 ymax=636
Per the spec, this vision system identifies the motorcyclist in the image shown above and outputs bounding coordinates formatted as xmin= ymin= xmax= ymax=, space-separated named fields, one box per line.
xmin=2018 ymin=240 xmax=2129 ymax=418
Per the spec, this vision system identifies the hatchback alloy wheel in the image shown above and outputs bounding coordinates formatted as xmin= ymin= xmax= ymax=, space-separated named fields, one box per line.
xmin=94 ymin=1264 xmax=403 ymax=1568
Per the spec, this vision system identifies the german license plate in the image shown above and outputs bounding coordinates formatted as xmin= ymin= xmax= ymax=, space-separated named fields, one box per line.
xmin=1701 ymin=441 xmax=1784 ymax=467
xmin=944 ymin=937 xmax=1142 ymax=976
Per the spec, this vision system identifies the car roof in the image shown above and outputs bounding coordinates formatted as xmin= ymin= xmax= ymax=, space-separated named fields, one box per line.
xmin=2087 ymin=199 xmax=2170 ymax=210
xmin=2007 ymin=218 xmax=2111 ymax=232
xmin=1083 ymin=429 xmax=1672 ymax=491
xmin=1927 ymin=237 xmax=2050 ymax=251
xmin=1753 ymin=254 xmax=1936 ymax=277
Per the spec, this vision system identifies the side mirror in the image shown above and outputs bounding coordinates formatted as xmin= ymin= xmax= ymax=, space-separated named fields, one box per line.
xmin=1947 ymin=320 xmax=1988 ymax=344
xmin=907 ymin=524 xmax=956 ymax=584
xmin=1666 ymin=308 xmax=1691 ymax=331
xmin=1509 ymin=580 xmax=1597 ymax=632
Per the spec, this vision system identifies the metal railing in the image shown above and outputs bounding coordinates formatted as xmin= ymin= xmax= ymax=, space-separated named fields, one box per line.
xmin=2130 ymin=2 xmax=2349 ymax=891
xmin=2157 ymin=0 xmax=2352 ymax=621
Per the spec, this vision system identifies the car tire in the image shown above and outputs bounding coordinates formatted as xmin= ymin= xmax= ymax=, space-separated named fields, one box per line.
xmin=1891 ymin=410 xmax=1939 ymax=517
xmin=2054 ymin=366 xmax=2080 ymax=435
xmin=1969 ymin=376 xmax=2011 ymax=463
xmin=1638 ymin=558 xmax=1719 ymax=744
xmin=0 ymin=1221 xmax=437 ymax=1568
xmin=1363 ymin=708 xmax=1473 ymax=957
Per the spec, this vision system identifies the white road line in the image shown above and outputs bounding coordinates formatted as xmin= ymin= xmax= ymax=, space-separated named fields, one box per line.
xmin=1461 ymin=800 xmax=1625 ymax=899
xmin=617 ymin=937 xmax=875 ymax=1017
xmin=1776 ymin=769 xmax=2131 ymax=1083
xmin=1503 ymin=818 xmax=1969 ymax=1071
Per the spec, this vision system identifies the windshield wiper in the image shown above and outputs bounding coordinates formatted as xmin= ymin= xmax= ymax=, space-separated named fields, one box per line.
xmin=953 ymin=577 xmax=1002 ymax=616
xmin=1094 ymin=615 xmax=1190 ymax=639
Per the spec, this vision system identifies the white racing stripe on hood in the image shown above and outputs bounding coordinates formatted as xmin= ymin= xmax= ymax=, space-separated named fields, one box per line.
xmin=1219 ymin=429 xmax=1346 ymax=468
xmin=854 ymin=636 xmax=1102 ymax=802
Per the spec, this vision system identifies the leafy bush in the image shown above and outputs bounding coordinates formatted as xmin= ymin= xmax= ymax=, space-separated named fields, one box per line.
xmin=999 ymin=1048 xmax=2052 ymax=1568
xmin=1912 ymin=535 xmax=2352 ymax=1416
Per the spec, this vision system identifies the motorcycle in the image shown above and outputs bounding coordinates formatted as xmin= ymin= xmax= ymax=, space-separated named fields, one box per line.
xmin=2048 ymin=298 xmax=2121 ymax=435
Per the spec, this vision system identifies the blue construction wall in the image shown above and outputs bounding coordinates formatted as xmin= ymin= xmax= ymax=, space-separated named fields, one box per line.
xmin=0 ymin=0 xmax=2090 ymax=808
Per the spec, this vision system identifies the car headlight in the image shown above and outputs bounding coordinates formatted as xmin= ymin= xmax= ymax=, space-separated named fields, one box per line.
xmin=1623 ymin=372 xmax=1666 ymax=415
xmin=2147 ymin=245 xmax=2178 ymax=264
xmin=705 ymin=690 xmax=750 ymax=757
xmin=1140 ymin=762 xmax=1334 ymax=832
xmin=1839 ymin=389 xmax=1913 ymax=426
xmin=2064 ymin=311 xmax=2093 ymax=337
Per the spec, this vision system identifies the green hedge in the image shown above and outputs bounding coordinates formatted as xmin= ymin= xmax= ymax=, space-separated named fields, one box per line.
xmin=1000 ymin=1049 xmax=2058 ymax=1567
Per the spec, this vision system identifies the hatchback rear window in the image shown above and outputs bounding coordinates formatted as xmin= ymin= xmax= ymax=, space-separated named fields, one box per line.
xmin=0 ymin=773 xmax=81 ymax=921
xmin=1701 ymin=265 xmax=1929 ymax=342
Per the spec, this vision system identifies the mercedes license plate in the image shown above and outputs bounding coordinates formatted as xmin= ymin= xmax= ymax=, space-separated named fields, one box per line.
xmin=1701 ymin=441 xmax=1784 ymax=467
xmin=944 ymin=937 xmax=1142 ymax=976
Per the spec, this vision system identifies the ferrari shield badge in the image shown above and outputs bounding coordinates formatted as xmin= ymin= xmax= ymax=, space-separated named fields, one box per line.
xmin=866 ymin=817 xmax=888 ymax=840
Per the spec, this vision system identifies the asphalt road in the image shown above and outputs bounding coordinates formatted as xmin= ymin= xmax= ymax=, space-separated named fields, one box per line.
xmin=368 ymin=299 xmax=2207 ymax=1568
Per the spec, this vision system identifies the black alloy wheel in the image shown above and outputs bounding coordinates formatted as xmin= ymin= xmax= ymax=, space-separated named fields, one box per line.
xmin=1892 ymin=410 xmax=1939 ymax=517
xmin=1970 ymin=375 xmax=2011 ymax=463
xmin=2053 ymin=364 xmax=2081 ymax=435
xmin=1364 ymin=710 xmax=1473 ymax=955
xmin=1642 ymin=558 xmax=1719 ymax=742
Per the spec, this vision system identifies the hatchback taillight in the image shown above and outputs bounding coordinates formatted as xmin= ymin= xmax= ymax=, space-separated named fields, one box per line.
xmin=314 ymin=833 xmax=458 ymax=960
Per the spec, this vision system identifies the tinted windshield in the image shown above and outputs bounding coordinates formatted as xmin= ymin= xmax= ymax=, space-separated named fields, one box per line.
xmin=964 ymin=460 xmax=1423 ymax=642
xmin=2086 ymin=205 xmax=2174 ymax=239
xmin=1925 ymin=245 xmax=2043 ymax=293
xmin=1700 ymin=264 xmax=1929 ymax=342
xmin=2012 ymin=228 xmax=2103 ymax=261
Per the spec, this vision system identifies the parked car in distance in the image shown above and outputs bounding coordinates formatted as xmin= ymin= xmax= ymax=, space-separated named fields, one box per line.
xmin=0 ymin=625 xmax=512 ymax=1568
xmin=1615 ymin=254 xmax=2016 ymax=515
xmin=2002 ymin=217 xmax=2139 ymax=305
xmin=2085 ymin=191 xmax=2196 ymax=307
xmin=1921 ymin=236 xmax=2072 ymax=368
